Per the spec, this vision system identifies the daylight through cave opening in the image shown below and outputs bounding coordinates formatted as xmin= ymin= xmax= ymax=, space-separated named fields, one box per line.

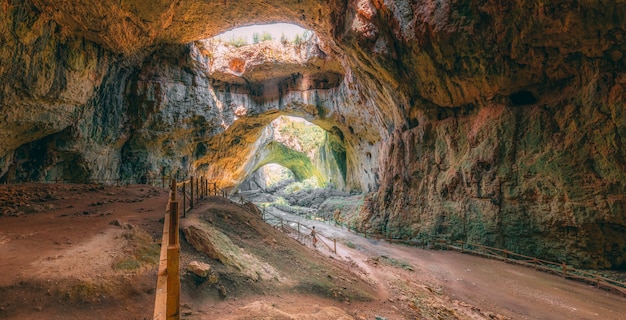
xmin=235 ymin=115 xmax=346 ymax=193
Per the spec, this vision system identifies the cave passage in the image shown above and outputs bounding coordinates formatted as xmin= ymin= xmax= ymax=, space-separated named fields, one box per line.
xmin=239 ymin=163 xmax=296 ymax=192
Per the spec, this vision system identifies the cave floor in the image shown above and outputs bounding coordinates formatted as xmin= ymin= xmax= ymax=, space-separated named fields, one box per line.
xmin=0 ymin=184 xmax=625 ymax=319
xmin=265 ymin=205 xmax=626 ymax=320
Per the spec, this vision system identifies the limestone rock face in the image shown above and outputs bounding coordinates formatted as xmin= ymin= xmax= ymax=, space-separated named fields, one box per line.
xmin=350 ymin=0 xmax=626 ymax=269
xmin=122 ymin=41 xmax=361 ymax=190
xmin=0 ymin=0 xmax=139 ymax=182
xmin=1 ymin=0 xmax=625 ymax=268
xmin=30 ymin=0 xmax=344 ymax=54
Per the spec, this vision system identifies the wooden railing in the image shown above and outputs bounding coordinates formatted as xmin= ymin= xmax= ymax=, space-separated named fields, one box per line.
xmin=262 ymin=208 xmax=337 ymax=254
xmin=447 ymin=240 xmax=626 ymax=297
xmin=152 ymin=176 xmax=227 ymax=320
xmin=173 ymin=176 xmax=228 ymax=217
xmin=153 ymin=179 xmax=180 ymax=320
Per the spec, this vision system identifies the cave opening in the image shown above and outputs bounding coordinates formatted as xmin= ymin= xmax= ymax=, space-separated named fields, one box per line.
xmin=194 ymin=22 xmax=343 ymax=103
xmin=229 ymin=114 xmax=353 ymax=216
xmin=213 ymin=23 xmax=311 ymax=46
xmin=239 ymin=163 xmax=296 ymax=192
xmin=235 ymin=115 xmax=346 ymax=193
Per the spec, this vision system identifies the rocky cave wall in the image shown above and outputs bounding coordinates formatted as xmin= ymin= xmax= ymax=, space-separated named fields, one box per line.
xmin=345 ymin=1 xmax=626 ymax=269
xmin=0 ymin=0 xmax=140 ymax=183
xmin=1 ymin=0 xmax=625 ymax=268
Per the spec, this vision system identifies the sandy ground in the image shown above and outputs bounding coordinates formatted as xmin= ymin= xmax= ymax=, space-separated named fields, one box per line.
xmin=1 ymin=183 xmax=625 ymax=320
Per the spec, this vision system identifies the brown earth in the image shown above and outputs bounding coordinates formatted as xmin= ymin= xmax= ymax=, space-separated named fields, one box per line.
xmin=1 ymin=184 xmax=625 ymax=320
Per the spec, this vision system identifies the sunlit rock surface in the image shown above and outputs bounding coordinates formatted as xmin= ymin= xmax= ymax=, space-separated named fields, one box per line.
xmin=0 ymin=0 xmax=624 ymax=268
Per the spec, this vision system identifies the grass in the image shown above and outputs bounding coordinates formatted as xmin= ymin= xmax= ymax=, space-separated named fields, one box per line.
xmin=112 ymin=229 xmax=160 ymax=272
xmin=379 ymin=256 xmax=414 ymax=271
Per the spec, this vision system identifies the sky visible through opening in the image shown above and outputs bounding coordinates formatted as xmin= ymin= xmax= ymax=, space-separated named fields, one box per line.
xmin=216 ymin=23 xmax=308 ymax=43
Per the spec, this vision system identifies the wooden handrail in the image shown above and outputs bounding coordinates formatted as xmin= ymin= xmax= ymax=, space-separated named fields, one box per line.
xmin=262 ymin=209 xmax=336 ymax=254
xmin=449 ymin=240 xmax=626 ymax=296
xmin=153 ymin=179 xmax=181 ymax=320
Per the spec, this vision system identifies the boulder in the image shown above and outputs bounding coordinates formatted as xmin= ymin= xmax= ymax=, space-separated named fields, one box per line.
xmin=187 ymin=261 xmax=211 ymax=278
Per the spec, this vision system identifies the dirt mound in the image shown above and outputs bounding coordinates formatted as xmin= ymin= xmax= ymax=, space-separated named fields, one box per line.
xmin=179 ymin=196 xmax=376 ymax=307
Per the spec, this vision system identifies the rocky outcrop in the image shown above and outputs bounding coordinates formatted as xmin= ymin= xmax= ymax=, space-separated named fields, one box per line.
xmin=181 ymin=215 xmax=283 ymax=282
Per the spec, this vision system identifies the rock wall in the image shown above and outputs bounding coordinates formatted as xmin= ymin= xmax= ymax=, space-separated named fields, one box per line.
xmin=347 ymin=0 xmax=626 ymax=268
xmin=0 ymin=0 xmax=139 ymax=182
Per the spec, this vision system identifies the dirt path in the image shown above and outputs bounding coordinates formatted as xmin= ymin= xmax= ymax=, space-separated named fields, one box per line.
xmin=267 ymin=206 xmax=626 ymax=320
xmin=0 ymin=183 xmax=168 ymax=320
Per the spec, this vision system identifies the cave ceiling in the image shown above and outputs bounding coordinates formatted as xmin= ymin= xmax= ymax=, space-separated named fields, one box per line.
xmin=31 ymin=0 xmax=343 ymax=54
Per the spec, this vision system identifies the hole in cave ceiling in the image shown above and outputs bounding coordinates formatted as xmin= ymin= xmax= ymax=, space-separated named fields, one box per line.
xmin=195 ymin=22 xmax=343 ymax=100
xmin=214 ymin=23 xmax=312 ymax=46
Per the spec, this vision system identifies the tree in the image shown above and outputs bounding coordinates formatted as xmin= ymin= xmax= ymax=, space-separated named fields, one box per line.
xmin=261 ymin=31 xmax=273 ymax=41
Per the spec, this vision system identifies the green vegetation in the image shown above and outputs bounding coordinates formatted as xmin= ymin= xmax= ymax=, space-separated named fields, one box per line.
xmin=378 ymin=256 xmax=415 ymax=271
xmin=64 ymin=281 xmax=112 ymax=303
xmin=112 ymin=229 xmax=160 ymax=272
xmin=261 ymin=31 xmax=273 ymax=41
xmin=283 ymin=176 xmax=321 ymax=193
xmin=293 ymin=30 xmax=312 ymax=45
xmin=252 ymin=31 xmax=273 ymax=44
xmin=278 ymin=119 xmax=326 ymax=152
xmin=221 ymin=29 xmax=313 ymax=48
xmin=255 ymin=141 xmax=325 ymax=185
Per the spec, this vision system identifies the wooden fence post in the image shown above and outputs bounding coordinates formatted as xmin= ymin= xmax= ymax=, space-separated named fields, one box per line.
xmin=297 ymin=222 xmax=300 ymax=239
xmin=190 ymin=176 xmax=194 ymax=210
xmin=166 ymin=200 xmax=180 ymax=319
xmin=213 ymin=183 xmax=217 ymax=196
xmin=170 ymin=178 xmax=176 ymax=202
xmin=196 ymin=176 xmax=199 ymax=201
xmin=200 ymin=177 xmax=204 ymax=198
xmin=333 ymin=239 xmax=337 ymax=254
xmin=205 ymin=179 xmax=208 ymax=197
xmin=182 ymin=182 xmax=186 ymax=218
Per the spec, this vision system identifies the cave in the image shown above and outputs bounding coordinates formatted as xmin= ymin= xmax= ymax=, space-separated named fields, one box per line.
xmin=1 ymin=0 xmax=625 ymax=318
